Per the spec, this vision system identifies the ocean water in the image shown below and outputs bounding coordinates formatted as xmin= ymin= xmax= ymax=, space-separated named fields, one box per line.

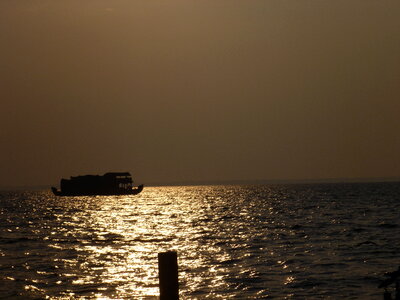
xmin=0 ymin=182 xmax=399 ymax=299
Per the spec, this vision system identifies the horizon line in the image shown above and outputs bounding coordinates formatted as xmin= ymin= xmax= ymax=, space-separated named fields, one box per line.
xmin=1 ymin=176 xmax=399 ymax=191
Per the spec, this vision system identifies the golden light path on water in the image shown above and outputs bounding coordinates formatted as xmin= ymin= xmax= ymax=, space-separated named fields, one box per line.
xmin=49 ymin=186 xmax=246 ymax=299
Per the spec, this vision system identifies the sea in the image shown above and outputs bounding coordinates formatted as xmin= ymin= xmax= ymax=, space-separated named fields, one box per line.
xmin=0 ymin=182 xmax=399 ymax=299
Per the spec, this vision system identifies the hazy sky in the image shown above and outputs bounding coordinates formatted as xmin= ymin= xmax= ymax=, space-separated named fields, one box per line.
xmin=1 ymin=0 xmax=399 ymax=187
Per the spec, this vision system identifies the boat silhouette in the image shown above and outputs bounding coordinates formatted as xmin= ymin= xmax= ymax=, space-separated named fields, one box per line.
xmin=51 ymin=172 xmax=144 ymax=196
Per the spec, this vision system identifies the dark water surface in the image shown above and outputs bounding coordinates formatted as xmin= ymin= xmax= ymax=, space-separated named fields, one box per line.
xmin=1 ymin=182 xmax=399 ymax=299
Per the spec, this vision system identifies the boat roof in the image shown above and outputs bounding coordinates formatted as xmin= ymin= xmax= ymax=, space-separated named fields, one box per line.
xmin=68 ymin=172 xmax=132 ymax=180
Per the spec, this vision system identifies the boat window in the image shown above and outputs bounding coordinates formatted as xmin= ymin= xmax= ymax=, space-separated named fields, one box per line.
xmin=119 ymin=183 xmax=130 ymax=189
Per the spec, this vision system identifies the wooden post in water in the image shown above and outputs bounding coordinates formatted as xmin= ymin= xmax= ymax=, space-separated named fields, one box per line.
xmin=158 ymin=251 xmax=179 ymax=300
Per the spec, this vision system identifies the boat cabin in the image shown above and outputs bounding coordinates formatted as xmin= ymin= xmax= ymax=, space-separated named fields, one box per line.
xmin=60 ymin=172 xmax=134 ymax=195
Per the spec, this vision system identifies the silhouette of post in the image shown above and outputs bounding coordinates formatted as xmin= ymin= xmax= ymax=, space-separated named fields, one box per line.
xmin=158 ymin=251 xmax=179 ymax=300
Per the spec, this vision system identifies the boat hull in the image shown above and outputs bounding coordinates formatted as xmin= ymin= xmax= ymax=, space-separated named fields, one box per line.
xmin=51 ymin=184 xmax=144 ymax=196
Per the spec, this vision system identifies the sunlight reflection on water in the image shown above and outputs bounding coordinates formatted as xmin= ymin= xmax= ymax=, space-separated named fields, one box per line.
xmin=1 ymin=183 xmax=400 ymax=298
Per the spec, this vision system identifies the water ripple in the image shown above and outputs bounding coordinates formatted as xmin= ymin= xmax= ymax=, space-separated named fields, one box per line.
xmin=0 ymin=183 xmax=399 ymax=298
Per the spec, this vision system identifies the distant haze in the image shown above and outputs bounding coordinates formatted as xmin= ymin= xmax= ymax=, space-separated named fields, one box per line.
xmin=1 ymin=0 xmax=399 ymax=188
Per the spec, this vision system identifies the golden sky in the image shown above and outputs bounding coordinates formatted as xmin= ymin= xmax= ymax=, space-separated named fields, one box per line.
xmin=1 ymin=0 xmax=399 ymax=187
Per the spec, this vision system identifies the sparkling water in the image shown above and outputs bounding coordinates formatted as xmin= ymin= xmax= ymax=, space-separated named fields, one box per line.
xmin=1 ymin=182 xmax=399 ymax=299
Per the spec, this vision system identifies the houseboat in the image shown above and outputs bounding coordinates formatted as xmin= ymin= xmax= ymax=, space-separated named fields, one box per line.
xmin=51 ymin=172 xmax=143 ymax=196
